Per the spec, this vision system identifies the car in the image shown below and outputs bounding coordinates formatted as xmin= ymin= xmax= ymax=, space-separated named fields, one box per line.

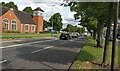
xmin=117 ymin=33 xmax=120 ymax=39
xmin=109 ymin=33 xmax=113 ymax=41
xmin=84 ymin=32 xmax=88 ymax=36
xmin=60 ymin=33 xmax=71 ymax=40
xmin=71 ymin=32 xmax=79 ymax=38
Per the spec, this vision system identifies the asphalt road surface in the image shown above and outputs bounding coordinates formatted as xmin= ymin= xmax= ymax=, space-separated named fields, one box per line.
xmin=1 ymin=36 xmax=87 ymax=71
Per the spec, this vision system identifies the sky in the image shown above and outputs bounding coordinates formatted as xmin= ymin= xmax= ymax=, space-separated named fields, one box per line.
xmin=0 ymin=0 xmax=80 ymax=28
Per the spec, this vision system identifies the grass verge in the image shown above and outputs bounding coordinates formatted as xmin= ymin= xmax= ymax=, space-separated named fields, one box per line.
xmin=118 ymin=41 xmax=120 ymax=68
xmin=71 ymin=36 xmax=119 ymax=70
xmin=1 ymin=33 xmax=60 ymax=39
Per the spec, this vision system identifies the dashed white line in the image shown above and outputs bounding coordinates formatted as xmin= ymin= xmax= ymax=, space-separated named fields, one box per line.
xmin=31 ymin=46 xmax=54 ymax=54
xmin=0 ymin=60 xmax=7 ymax=64
xmin=0 ymin=39 xmax=57 ymax=49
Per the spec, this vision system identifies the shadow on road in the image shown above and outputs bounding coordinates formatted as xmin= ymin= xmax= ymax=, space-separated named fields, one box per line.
xmin=2 ymin=36 xmax=87 ymax=69
xmin=16 ymin=47 xmax=77 ymax=65
xmin=15 ymin=37 xmax=87 ymax=66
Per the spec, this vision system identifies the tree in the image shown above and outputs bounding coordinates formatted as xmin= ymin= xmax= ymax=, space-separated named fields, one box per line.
xmin=66 ymin=24 xmax=75 ymax=32
xmin=62 ymin=1 xmax=118 ymax=68
xmin=76 ymin=27 xmax=85 ymax=34
xmin=63 ymin=24 xmax=85 ymax=33
xmin=23 ymin=7 xmax=33 ymax=13
xmin=1 ymin=2 xmax=5 ymax=6
xmin=2 ymin=1 xmax=18 ymax=10
xmin=111 ymin=2 xmax=119 ymax=70
xmin=49 ymin=13 xmax=63 ymax=31
xmin=68 ymin=2 xmax=109 ymax=48
xmin=101 ymin=2 xmax=114 ymax=66
xmin=43 ymin=20 xmax=49 ymax=30
xmin=88 ymin=17 xmax=98 ymax=40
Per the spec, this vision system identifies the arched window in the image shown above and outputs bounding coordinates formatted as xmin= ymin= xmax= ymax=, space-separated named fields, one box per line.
xmin=25 ymin=24 xmax=29 ymax=31
xmin=11 ymin=20 xmax=17 ymax=30
xmin=3 ymin=19 xmax=9 ymax=30
xmin=32 ymin=25 xmax=35 ymax=31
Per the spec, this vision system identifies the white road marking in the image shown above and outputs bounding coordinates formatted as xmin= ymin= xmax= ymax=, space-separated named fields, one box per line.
xmin=0 ymin=39 xmax=57 ymax=49
xmin=2 ymin=40 xmax=22 ymax=43
xmin=31 ymin=46 xmax=54 ymax=54
xmin=0 ymin=60 xmax=7 ymax=64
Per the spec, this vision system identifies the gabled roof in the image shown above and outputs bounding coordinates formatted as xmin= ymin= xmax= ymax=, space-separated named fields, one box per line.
xmin=13 ymin=10 xmax=35 ymax=24
xmin=0 ymin=7 xmax=9 ymax=16
xmin=1 ymin=7 xmax=35 ymax=25
xmin=33 ymin=7 xmax=44 ymax=12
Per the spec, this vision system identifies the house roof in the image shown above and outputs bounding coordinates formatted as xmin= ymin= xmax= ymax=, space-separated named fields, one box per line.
xmin=1 ymin=7 xmax=35 ymax=25
xmin=13 ymin=10 xmax=35 ymax=24
xmin=33 ymin=7 xmax=44 ymax=12
xmin=0 ymin=7 xmax=9 ymax=16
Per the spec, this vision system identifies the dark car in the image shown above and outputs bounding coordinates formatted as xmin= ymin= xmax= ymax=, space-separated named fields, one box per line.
xmin=60 ymin=33 xmax=71 ymax=40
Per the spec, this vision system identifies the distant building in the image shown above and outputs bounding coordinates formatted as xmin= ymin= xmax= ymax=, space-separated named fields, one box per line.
xmin=0 ymin=7 xmax=44 ymax=33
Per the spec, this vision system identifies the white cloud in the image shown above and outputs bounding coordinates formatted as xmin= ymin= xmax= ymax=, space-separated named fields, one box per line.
xmin=24 ymin=0 xmax=63 ymax=3
xmin=0 ymin=0 xmax=79 ymax=28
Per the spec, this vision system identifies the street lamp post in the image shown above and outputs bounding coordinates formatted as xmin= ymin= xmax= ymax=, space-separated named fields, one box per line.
xmin=52 ymin=5 xmax=55 ymax=29
xmin=51 ymin=5 xmax=55 ymax=36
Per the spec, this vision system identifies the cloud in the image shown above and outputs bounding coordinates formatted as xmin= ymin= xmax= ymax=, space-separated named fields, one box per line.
xmin=24 ymin=0 xmax=63 ymax=4
xmin=0 ymin=0 xmax=79 ymax=28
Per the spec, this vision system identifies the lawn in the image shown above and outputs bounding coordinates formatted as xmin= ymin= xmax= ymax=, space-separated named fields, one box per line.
xmin=1 ymin=33 xmax=60 ymax=39
xmin=118 ymin=41 xmax=120 ymax=68
xmin=71 ymin=36 xmax=119 ymax=70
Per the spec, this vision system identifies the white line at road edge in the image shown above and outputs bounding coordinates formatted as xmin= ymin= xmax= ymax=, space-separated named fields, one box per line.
xmin=2 ymin=40 xmax=22 ymax=43
xmin=31 ymin=46 xmax=54 ymax=54
xmin=0 ymin=60 xmax=7 ymax=64
xmin=0 ymin=39 xmax=57 ymax=49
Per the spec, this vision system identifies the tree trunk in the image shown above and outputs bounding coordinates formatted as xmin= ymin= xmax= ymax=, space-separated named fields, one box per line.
xmin=97 ymin=19 xmax=104 ymax=48
xmin=101 ymin=2 xmax=113 ymax=66
xmin=93 ymin=30 xmax=97 ymax=40
xmin=111 ymin=2 xmax=119 ymax=71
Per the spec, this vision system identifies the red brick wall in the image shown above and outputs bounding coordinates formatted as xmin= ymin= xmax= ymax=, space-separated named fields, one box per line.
xmin=21 ymin=24 xmax=35 ymax=33
xmin=0 ymin=10 xmax=21 ymax=32
xmin=0 ymin=9 xmax=36 ymax=33
xmin=33 ymin=16 xmax=43 ymax=33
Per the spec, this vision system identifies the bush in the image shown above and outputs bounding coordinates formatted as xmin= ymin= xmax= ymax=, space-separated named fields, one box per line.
xmin=3 ymin=30 xmax=20 ymax=33
xmin=39 ymin=31 xmax=51 ymax=34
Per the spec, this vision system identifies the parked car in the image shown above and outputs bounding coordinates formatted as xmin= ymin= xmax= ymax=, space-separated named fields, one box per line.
xmin=60 ymin=33 xmax=71 ymax=40
xmin=70 ymin=32 xmax=79 ymax=38
xmin=117 ymin=33 xmax=120 ymax=39
xmin=84 ymin=32 xmax=88 ymax=36
xmin=109 ymin=32 xmax=113 ymax=41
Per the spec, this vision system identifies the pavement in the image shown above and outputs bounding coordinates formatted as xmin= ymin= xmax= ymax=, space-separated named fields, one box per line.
xmin=1 ymin=36 xmax=87 ymax=71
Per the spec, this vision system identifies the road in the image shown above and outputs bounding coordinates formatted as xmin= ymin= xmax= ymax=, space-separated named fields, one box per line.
xmin=1 ymin=36 xmax=87 ymax=71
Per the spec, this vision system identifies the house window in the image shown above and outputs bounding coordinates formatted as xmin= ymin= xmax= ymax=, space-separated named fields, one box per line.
xmin=32 ymin=25 xmax=35 ymax=31
xmin=25 ymin=24 xmax=29 ymax=31
xmin=3 ymin=19 xmax=9 ymax=30
xmin=11 ymin=20 xmax=17 ymax=30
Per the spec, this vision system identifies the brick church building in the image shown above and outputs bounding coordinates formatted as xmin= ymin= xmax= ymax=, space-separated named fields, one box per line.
xmin=0 ymin=7 xmax=44 ymax=33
